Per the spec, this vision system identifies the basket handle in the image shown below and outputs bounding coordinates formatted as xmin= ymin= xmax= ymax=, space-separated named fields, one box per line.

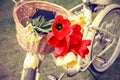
xmin=11 ymin=0 xmax=17 ymax=3
xmin=20 ymin=0 xmax=24 ymax=2
xmin=12 ymin=0 xmax=42 ymax=3
xmin=11 ymin=0 xmax=23 ymax=3
xmin=11 ymin=0 xmax=25 ymax=3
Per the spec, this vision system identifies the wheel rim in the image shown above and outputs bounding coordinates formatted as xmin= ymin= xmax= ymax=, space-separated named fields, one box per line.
xmin=92 ymin=9 xmax=120 ymax=71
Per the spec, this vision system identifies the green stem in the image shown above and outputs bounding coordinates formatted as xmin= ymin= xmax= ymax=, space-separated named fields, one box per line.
xmin=34 ymin=27 xmax=50 ymax=33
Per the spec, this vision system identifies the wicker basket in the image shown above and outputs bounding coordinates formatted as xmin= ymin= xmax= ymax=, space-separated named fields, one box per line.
xmin=13 ymin=1 xmax=71 ymax=54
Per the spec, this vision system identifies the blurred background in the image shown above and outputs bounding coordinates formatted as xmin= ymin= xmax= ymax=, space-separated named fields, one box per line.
xmin=0 ymin=0 xmax=120 ymax=80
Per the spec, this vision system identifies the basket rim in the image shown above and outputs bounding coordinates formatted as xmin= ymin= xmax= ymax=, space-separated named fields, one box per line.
xmin=13 ymin=1 xmax=71 ymax=28
xmin=14 ymin=1 xmax=71 ymax=14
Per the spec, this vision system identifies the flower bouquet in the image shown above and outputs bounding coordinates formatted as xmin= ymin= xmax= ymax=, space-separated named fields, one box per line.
xmin=47 ymin=15 xmax=91 ymax=73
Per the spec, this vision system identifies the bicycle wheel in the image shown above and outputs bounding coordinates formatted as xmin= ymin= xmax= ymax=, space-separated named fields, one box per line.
xmin=90 ymin=7 xmax=120 ymax=73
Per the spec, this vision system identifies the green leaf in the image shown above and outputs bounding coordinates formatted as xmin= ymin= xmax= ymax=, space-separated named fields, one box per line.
xmin=42 ymin=19 xmax=54 ymax=28
xmin=34 ymin=27 xmax=50 ymax=33
xmin=27 ymin=15 xmax=54 ymax=34
xmin=32 ymin=16 xmax=41 ymax=26
xmin=38 ymin=16 xmax=46 ymax=28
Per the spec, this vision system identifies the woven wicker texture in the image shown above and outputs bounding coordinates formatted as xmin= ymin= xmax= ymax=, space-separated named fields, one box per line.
xmin=13 ymin=1 xmax=71 ymax=54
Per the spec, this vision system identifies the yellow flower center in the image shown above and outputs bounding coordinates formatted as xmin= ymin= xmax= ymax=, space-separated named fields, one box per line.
xmin=26 ymin=24 xmax=33 ymax=31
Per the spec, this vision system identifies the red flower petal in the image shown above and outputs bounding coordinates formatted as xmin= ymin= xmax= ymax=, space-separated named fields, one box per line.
xmin=81 ymin=40 xmax=91 ymax=46
xmin=56 ymin=37 xmax=70 ymax=48
xmin=71 ymin=48 xmax=78 ymax=55
xmin=69 ymin=24 xmax=83 ymax=45
xmin=70 ymin=40 xmax=91 ymax=58
xmin=52 ymin=15 xmax=71 ymax=40
xmin=78 ymin=46 xmax=89 ymax=58
xmin=70 ymin=44 xmax=80 ymax=54
xmin=54 ymin=47 xmax=68 ymax=58
xmin=46 ymin=32 xmax=59 ymax=46
xmin=71 ymin=24 xmax=82 ymax=34
xmin=77 ymin=40 xmax=91 ymax=58
xmin=78 ymin=50 xmax=85 ymax=58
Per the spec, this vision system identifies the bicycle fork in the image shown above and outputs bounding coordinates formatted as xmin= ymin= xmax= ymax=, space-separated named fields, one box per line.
xmin=21 ymin=52 xmax=44 ymax=80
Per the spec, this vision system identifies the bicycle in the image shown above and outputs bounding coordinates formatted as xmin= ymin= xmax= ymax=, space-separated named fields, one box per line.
xmin=12 ymin=0 xmax=120 ymax=80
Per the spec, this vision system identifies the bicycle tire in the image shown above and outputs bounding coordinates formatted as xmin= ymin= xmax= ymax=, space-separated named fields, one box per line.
xmin=90 ymin=5 xmax=120 ymax=73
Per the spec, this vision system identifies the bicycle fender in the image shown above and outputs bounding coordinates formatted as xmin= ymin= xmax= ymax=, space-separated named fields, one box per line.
xmin=91 ymin=4 xmax=120 ymax=28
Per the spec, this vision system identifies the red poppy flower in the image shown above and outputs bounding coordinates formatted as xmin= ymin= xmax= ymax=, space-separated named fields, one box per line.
xmin=46 ymin=15 xmax=91 ymax=58
xmin=52 ymin=15 xmax=71 ymax=40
